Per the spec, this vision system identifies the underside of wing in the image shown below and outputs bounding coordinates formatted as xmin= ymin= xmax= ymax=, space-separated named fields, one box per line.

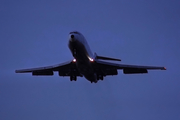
xmin=117 ymin=63 xmax=166 ymax=74
xmin=15 ymin=60 xmax=82 ymax=76
xmin=95 ymin=60 xmax=166 ymax=74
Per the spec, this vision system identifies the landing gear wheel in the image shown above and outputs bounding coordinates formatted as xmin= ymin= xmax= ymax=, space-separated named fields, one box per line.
xmin=74 ymin=76 xmax=77 ymax=81
xmin=70 ymin=76 xmax=73 ymax=81
xmin=97 ymin=75 xmax=104 ymax=80
xmin=70 ymin=75 xmax=77 ymax=81
xmin=100 ymin=76 xmax=104 ymax=80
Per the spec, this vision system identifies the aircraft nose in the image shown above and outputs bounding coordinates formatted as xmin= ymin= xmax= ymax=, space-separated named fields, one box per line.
xmin=71 ymin=35 xmax=74 ymax=39
xmin=69 ymin=34 xmax=75 ymax=42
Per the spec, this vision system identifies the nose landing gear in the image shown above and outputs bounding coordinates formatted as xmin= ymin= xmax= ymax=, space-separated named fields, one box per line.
xmin=73 ymin=49 xmax=76 ymax=57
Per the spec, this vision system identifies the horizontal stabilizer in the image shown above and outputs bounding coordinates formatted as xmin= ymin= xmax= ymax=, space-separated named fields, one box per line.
xmin=96 ymin=55 xmax=121 ymax=61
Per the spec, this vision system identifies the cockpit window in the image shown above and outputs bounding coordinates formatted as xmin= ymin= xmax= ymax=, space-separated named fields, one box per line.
xmin=69 ymin=31 xmax=81 ymax=35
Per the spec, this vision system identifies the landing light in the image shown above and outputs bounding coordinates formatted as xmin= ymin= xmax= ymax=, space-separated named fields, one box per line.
xmin=73 ymin=58 xmax=76 ymax=62
xmin=89 ymin=58 xmax=94 ymax=62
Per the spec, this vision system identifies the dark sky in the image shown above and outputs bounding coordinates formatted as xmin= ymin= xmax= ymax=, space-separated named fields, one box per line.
xmin=1 ymin=0 xmax=180 ymax=120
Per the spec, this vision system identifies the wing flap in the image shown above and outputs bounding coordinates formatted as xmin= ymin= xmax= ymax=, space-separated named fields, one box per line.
xmin=123 ymin=68 xmax=148 ymax=74
xmin=95 ymin=60 xmax=166 ymax=75
xmin=15 ymin=61 xmax=73 ymax=73
xmin=15 ymin=60 xmax=81 ymax=77
xmin=96 ymin=60 xmax=166 ymax=70
xmin=32 ymin=70 xmax=54 ymax=76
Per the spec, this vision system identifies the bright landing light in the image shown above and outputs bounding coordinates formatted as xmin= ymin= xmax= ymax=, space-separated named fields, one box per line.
xmin=88 ymin=57 xmax=94 ymax=62
xmin=73 ymin=58 xmax=76 ymax=62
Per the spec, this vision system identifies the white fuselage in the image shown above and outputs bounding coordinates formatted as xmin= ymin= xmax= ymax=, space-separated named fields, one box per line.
xmin=68 ymin=31 xmax=97 ymax=82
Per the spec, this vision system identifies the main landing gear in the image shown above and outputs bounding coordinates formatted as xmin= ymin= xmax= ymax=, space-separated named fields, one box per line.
xmin=97 ymin=75 xmax=104 ymax=80
xmin=91 ymin=81 xmax=97 ymax=83
xmin=70 ymin=75 xmax=77 ymax=81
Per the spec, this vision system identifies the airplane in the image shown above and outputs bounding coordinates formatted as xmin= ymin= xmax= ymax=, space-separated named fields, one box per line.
xmin=15 ymin=31 xmax=166 ymax=83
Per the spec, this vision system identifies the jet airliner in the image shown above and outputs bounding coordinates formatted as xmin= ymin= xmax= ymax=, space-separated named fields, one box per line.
xmin=15 ymin=31 xmax=166 ymax=83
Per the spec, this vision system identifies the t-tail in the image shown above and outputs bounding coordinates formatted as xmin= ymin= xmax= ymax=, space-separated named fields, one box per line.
xmin=94 ymin=53 xmax=121 ymax=61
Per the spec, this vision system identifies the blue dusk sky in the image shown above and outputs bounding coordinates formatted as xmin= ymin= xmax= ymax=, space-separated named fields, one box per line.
xmin=0 ymin=0 xmax=180 ymax=120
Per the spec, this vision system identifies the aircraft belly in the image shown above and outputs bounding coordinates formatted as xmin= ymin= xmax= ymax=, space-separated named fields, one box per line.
xmin=76 ymin=61 xmax=97 ymax=82
xmin=68 ymin=40 xmax=88 ymax=59
xmin=69 ymin=39 xmax=97 ymax=82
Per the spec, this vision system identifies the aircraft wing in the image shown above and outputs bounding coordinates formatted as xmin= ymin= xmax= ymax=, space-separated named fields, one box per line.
xmin=15 ymin=60 xmax=82 ymax=76
xmin=95 ymin=60 xmax=166 ymax=74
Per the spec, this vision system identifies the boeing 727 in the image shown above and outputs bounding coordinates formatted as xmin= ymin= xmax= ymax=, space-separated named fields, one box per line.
xmin=15 ymin=31 xmax=166 ymax=83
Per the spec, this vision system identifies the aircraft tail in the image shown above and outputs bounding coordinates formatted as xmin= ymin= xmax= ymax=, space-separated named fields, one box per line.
xmin=94 ymin=53 xmax=121 ymax=61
